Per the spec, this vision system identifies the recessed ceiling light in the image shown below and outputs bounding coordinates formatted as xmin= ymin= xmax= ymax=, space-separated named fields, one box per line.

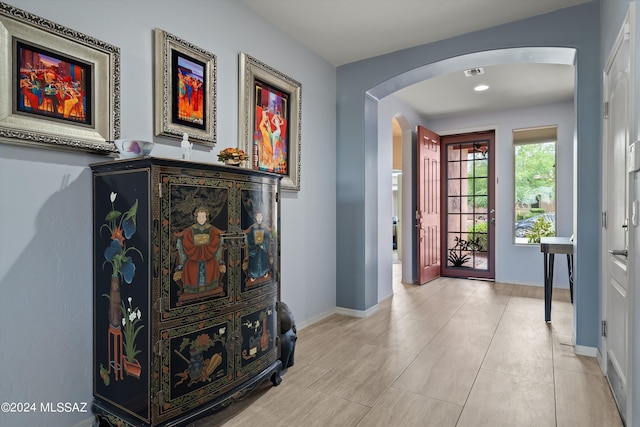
xmin=474 ymin=84 xmax=489 ymax=92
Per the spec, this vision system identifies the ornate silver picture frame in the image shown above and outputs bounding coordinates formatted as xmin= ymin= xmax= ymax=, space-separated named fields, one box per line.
xmin=154 ymin=28 xmax=216 ymax=146
xmin=0 ymin=2 xmax=120 ymax=154
xmin=239 ymin=52 xmax=301 ymax=191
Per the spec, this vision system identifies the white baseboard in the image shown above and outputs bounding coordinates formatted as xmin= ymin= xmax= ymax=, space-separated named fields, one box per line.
xmin=296 ymin=308 xmax=337 ymax=330
xmin=296 ymin=304 xmax=380 ymax=331
xmin=574 ymin=344 xmax=598 ymax=357
xmin=596 ymin=348 xmax=607 ymax=374
xmin=334 ymin=304 xmax=378 ymax=318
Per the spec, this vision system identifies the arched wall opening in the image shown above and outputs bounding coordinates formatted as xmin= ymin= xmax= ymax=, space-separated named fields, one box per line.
xmin=336 ymin=3 xmax=600 ymax=348
xmin=372 ymin=48 xmax=577 ymax=298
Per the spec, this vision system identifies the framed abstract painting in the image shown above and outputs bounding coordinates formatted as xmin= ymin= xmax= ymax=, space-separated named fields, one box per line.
xmin=0 ymin=2 xmax=120 ymax=153
xmin=239 ymin=52 xmax=301 ymax=191
xmin=154 ymin=28 xmax=216 ymax=146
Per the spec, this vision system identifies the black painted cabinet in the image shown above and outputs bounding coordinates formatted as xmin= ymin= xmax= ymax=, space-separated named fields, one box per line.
xmin=91 ymin=158 xmax=281 ymax=426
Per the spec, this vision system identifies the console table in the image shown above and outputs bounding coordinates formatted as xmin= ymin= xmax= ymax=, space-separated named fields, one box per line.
xmin=540 ymin=237 xmax=574 ymax=322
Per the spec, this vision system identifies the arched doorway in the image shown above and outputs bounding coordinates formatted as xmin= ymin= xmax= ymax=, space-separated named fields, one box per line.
xmin=374 ymin=47 xmax=577 ymax=293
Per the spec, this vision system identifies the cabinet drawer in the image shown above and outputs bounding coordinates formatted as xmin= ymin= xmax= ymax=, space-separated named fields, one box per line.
xmin=154 ymin=313 xmax=234 ymax=423
xmin=153 ymin=293 xmax=277 ymax=423
xmin=234 ymin=294 xmax=278 ymax=380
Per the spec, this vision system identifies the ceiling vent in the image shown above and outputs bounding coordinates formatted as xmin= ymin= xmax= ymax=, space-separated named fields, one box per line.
xmin=463 ymin=67 xmax=485 ymax=77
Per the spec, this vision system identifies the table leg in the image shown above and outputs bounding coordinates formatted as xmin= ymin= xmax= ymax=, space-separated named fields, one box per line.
xmin=567 ymin=254 xmax=574 ymax=304
xmin=544 ymin=253 xmax=555 ymax=322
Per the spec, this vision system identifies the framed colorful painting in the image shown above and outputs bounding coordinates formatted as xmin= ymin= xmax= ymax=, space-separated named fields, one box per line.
xmin=0 ymin=2 xmax=120 ymax=153
xmin=154 ymin=28 xmax=216 ymax=146
xmin=239 ymin=53 xmax=301 ymax=191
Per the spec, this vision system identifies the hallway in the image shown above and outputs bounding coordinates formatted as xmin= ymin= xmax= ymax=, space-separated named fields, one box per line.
xmin=194 ymin=266 xmax=622 ymax=426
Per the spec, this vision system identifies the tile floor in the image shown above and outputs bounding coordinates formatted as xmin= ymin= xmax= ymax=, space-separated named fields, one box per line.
xmin=192 ymin=265 xmax=623 ymax=426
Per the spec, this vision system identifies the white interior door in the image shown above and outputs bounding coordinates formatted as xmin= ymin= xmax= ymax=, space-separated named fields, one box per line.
xmin=602 ymin=11 xmax=631 ymax=425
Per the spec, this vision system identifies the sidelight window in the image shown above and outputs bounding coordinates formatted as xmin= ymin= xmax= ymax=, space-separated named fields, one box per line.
xmin=513 ymin=126 xmax=557 ymax=244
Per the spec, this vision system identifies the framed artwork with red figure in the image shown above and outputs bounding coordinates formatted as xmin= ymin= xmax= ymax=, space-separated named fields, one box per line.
xmin=154 ymin=28 xmax=216 ymax=146
xmin=0 ymin=2 xmax=120 ymax=154
xmin=239 ymin=53 xmax=301 ymax=191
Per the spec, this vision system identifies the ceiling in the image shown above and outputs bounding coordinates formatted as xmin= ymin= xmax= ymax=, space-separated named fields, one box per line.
xmin=240 ymin=0 xmax=587 ymax=118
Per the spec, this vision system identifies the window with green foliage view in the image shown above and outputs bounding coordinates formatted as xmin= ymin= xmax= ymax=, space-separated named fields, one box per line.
xmin=513 ymin=127 xmax=556 ymax=244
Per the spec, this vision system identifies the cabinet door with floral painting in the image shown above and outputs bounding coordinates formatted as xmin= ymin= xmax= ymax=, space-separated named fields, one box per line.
xmin=93 ymin=168 xmax=151 ymax=424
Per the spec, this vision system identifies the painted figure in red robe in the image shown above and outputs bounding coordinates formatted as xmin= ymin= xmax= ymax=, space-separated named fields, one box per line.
xmin=181 ymin=207 xmax=226 ymax=294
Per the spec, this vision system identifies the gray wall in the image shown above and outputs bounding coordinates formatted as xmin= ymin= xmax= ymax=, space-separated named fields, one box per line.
xmin=336 ymin=3 xmax=601 ymax=350
xmin=0 ymin=1 xmax=336 ymax=425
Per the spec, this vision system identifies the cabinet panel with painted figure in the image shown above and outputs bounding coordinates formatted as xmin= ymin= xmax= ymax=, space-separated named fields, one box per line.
xmin=239 ymin=186 xmax=278 ymax=299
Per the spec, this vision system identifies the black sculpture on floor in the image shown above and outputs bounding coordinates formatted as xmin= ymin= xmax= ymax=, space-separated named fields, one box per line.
xmin=278 ymin=301 xmax=297 ymax=370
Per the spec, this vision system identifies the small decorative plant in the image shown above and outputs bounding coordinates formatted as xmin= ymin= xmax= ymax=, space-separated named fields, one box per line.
xmin=526 ymin=216 xmax=554 ymax=243
xmin=448 ymin=236 xmax=481 ymax=267
xmin=121 ymin=297 xmax=143 ymax=363
xmin=180 ymin=333 xmax=216 ymax=354
xmin=101 ymin=191 xmax=143 ymax=328
xmin=217 ymin=147 xmax=248 ymax=162
xmin=100 ymin=192 xmax=143 ymax=284
xmin=467 ymin=222 xmax=488 ymax=251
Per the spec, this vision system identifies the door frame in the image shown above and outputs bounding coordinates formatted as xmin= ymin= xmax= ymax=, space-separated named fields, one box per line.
xmin=600 ymin=4 xmax=635 ymax=425
xmin=440 ymin=130 xmax=496 ymax=279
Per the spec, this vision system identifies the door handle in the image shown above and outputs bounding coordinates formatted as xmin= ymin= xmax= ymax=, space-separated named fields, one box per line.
xmin=609 ymin=249 xmax=628 ymax=257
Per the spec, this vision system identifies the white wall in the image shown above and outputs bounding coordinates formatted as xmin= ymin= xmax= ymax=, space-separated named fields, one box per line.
xmin=0 ymin=1 xmax=336 ymax=425
xmin=428 ymin=100 xmax=574 ymax=287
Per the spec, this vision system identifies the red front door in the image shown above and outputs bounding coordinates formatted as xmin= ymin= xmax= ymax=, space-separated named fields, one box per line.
xmin=417 ymin=126 xmax=441 ymax=284
xmin=440 ymin=131 xmax=495 ymax=279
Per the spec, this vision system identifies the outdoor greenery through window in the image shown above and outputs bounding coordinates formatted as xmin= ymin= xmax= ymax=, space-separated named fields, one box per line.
xmin=513 ymin=126 xmax=556 ymax=244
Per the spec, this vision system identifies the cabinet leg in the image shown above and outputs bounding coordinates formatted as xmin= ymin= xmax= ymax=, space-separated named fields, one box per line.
xmin=270 ymin=371 xmax=282 ymax=386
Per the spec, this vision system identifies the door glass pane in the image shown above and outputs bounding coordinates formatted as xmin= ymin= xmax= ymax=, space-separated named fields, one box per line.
xmin=445 ymin=140 xmax=490 ymax=271
xmin=472 ymin=178 xmax=488 ymax=195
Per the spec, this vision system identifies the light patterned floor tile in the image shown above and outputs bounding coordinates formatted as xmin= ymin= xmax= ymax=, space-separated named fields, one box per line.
xmin=370 ymin=316 xmax=442 ymax=354
xmin=555 ymin=368 xmax=623 ymax=427
xmin=552 ymin=334 xmax=602 ymax=376
xmin=466 ymin=288 xmax=513 ymax=306
xmin=309 ymin=344 xmax=416 ymax=406
xmin=394 ymin=344 xmax=484 ymax=405
xmin=356 ymin=387 xmax=462 ymax=427
xmin=260 ymin=387 xmax=370 ymax=427
xmin=457 ymin=369 xmax=556 ymax=427
xmin=429 ymin=306 xmax=502 ymax=354
xmin=402 ymin=298 xmax=462 ymax=327
xmin=482 ymin=333 xmax=554 ymax=383
xmin=494 ymin=309 xmax=553 ymax=342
